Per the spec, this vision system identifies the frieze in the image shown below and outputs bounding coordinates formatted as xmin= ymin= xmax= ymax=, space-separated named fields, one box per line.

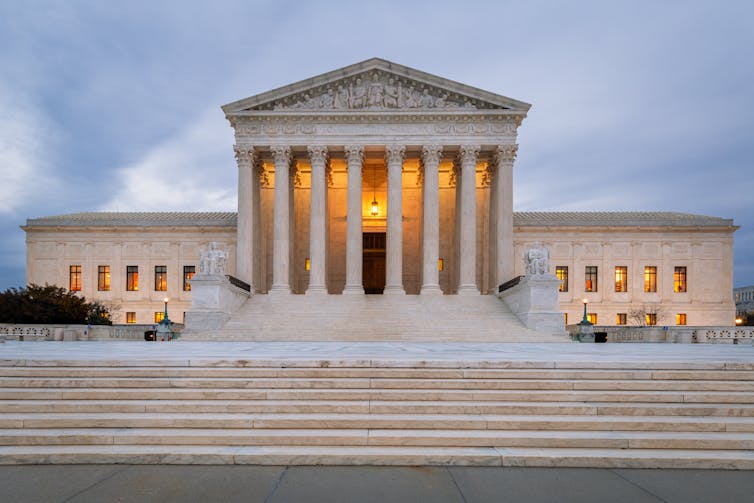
xmin=249 ymin=71 xmax=505 ymax=112
xmin=234 ymin=122 xmax=519 ymax=140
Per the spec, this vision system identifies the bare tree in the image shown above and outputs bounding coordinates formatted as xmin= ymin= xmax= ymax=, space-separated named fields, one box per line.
xmin=628 ymin=303 xmax=668 ymax=326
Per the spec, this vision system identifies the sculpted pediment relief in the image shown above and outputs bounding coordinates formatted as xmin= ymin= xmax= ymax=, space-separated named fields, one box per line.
xmin=253 ymin=71 xmax=495 ymax=111
xmin=224 ymin=59 xmax=532 ymax=115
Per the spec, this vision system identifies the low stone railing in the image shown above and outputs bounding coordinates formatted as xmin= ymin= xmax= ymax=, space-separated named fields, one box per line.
xmin=0 ymin=323 xmax=184 ymax=342
xmin=566 ymin=325 xmax=754 ymax=344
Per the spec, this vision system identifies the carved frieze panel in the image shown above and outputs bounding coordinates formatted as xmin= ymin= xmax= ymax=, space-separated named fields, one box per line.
xmin=249 ymin=70 xmax=505 ymax=112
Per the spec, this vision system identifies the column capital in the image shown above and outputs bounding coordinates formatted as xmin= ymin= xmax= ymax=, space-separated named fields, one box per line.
xmin=270 ymin=145 xmax=292 ymax=165
xmin=495 ymin=143 xmax=519 ymax=163
xmin=307 ymin=145 xmax=329 ymax=164
xmin=385 ymin=144 xmax=406 ymax=165
xmin=344 ymin=145 xmax=364 ymax=165
xmin=233 ymin=145 xmax=255 ymax=166
xmin=458 ymin=144 xmax=481 ymax=165
xmin=421 ymin=144 xmax=443 ymax=166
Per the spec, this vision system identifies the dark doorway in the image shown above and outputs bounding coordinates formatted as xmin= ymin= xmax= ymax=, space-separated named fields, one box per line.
xmin=363 ymin=232 xmax=386 ymax=294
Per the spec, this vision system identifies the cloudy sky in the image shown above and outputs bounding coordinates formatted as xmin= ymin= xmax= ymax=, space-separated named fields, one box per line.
xmin=1 ymin=0 xmax=752 ymax=289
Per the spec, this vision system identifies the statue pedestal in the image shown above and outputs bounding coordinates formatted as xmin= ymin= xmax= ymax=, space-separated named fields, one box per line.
xmin=184 ymin=274 xmax=251 ymax=332
xmin=498 ymin=274 xmax=566 ymax=336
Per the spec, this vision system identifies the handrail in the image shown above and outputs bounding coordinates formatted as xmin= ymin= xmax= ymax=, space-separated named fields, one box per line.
xmin=225 ymin=275 xmax=251 ymax=292
xmin=498 ymin=275 xmax=523 ymax=293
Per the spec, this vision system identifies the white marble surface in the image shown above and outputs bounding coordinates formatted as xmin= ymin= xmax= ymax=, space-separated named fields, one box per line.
xmin=1 ymin=341 xmax=754 ymax=368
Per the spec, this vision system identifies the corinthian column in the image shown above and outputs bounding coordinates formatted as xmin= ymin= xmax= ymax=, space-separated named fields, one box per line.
xmin=495 ymin=144 xmax=517 ymax=287
xmin=344 ymin=145 xmax=364 ymax=294
xmin=421 ymin=144 xmax=443 ymax=294
xmin=234 ymin=145 xmax=255 ymax=288
xmin=307 ymin=145 xmax=328 ymax=294
xmin=270 ymin=146 xmax=292 ymax=294
xmin=458 ymin=144 xmax=480 ymax=295
xmin=384 ymin=144 xmax=406 ymax=294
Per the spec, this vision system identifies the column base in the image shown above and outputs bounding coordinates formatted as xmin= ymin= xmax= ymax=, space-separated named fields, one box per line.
xmin=342 ymin=285 xmax=365 ymax=295
xmin=306 ymin=286 xmax=328 ymax=295
xmin=457 ymin=284 xmax=480 ymax=296
xmin=269 ymin=285 xmax=292 ymax=295
xmin=420 ymin=285 xmax=443 ymax=295
xmin=383 ymin=285 xmax=406 ymax=295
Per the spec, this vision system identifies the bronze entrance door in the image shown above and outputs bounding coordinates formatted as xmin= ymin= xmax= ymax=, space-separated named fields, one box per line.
xmin=362 ymin=232 xmax=386 ymax=294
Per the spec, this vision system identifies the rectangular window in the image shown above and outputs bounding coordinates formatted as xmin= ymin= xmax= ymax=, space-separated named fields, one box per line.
xmin=644 ymin=266 xmax=657 ymax=293
xmin=155 ymin=311 xmax=165 ymax=323
xmin=126 ymin=312 xmax=136 ymax=324
xmin=614 ymin=266 xmax=627 ymax=292
xmin=97 ymin=265 xmax=110 ymax=291
xmin=646 ymin=313 xmax=657 ymax=326
xmin=556 ymin=266 xmax=568 ymax=292
xmin=585 ymin=266 xmax=598 ymax=292
xmin=69 ymin=265 xmax=82 ymax=291
xmin=183 ymin=265 xmax=195 ymax=292
xmin=155 ymin=266 xmax=167 ymax=292
xmin=616 ymin=313 xmax=627 ymax=325
xmin=127 ymin=266 xmax=139 ymax=291
xmin=564 ymin=313 xmax=568 ymax=325
xmin=587 ymin=313 xmax=597 ymax=324
xmin=676 ymin=313 xmax=687 ymax=325
xmin=674 ymin=266 xmax=687 ymax=293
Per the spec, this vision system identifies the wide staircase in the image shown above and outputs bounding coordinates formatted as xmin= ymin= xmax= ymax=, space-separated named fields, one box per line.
xmin=2 ymin=354 xmax=754 ymax=468
xmin=183 ymin=294 xmax=563 ymax=342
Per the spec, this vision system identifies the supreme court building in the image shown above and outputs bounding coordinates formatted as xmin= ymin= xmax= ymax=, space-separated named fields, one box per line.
xmin=22 ymin=59 xmax=738 ymax=338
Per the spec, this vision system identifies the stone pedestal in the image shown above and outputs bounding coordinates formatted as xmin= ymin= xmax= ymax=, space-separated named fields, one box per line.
xmin=184 ymin=274 xmax=251 ymax=332
xmin=498 ymin=274 xmax=566 ymax=336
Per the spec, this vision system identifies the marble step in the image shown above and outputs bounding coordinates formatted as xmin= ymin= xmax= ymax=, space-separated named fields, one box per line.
xmin=4 ymin=376 xmax=753 ymax=391
xmin=2 ymin=445 xmax=754 ymax=468
xmin=4 ymin=366 xmax=754 ymax=381
xmin=4 ymin=400 xmax=754 ymax=417
xmin=3 ymin=387 xmax=753 ymax=403
xmin=3 ymin=428 xmax=754 ymax=450
xmin=3 ymin=412 xmax=754 ymax=431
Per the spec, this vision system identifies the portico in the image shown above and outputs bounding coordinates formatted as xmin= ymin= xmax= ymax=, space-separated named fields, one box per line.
xmin=225 ymin=58 xmax=529 ymax=297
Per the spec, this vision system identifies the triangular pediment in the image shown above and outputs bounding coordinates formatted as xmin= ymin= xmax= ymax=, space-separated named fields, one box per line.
xmin=223 ymin=58 xmax=531 ymax=114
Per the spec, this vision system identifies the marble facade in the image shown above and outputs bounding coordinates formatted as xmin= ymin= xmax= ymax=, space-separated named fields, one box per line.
xmin=21 ymin=59 xmax=738 ymax=330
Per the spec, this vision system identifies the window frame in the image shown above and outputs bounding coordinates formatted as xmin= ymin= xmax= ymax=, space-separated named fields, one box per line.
xmin=126 ymin=312 xmax=136 ymax=324
xmin=154 ymin=265 xmax=167 ymax=292
xmin=556 ymin=266 xmax=568 ymax=292
xmin=674 ymin=266 xmax=687 ymax=293
xmin=676 ymin=313 xmax=687 ymax=325
xmin=644 ymin=266 xmax=657 ymax=293
xmin=646 ymin=313 xmax=658 ymax=326
xmin=69 ymin=265 xmax=82 ymax=292
xmin=616 ymin=313 xmax=627 ymax=325
xmin=126 ymin=266 xmax=139 ymax=291
xmin=183 ymin=265 xmax=195 ymax=292
xmin=614 ymin=266 xmax=627 ymax=293
xmin=585 ymin=266 xmax=598 ymax=292
xmin=97 ymin=265 xmax=110 ymax=292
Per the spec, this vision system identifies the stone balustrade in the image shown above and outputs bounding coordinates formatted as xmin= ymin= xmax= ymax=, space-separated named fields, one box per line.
xmin=0 ymin=323 xmax=184 ymax=341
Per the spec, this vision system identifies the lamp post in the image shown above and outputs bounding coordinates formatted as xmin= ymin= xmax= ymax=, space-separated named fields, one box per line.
xmin=574 ymin=298 xmax=595 ymax=343
xmin=156 ymin=297 xmax=172 ymax=341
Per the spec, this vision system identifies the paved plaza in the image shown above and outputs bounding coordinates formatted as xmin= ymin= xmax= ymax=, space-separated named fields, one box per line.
xmin=2 ymin=465 xmax=754 ymax=502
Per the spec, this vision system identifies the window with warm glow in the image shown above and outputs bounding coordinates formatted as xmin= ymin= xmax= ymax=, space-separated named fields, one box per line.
xmin=674 ymin=266 xmax=687 ymax=293
xmin=556 ymin=266 xmax=568 ymax=292
xmin=98 ymin=265 xmax=110 ymax=291
xmin=154 ymin=266 xmax=167 ymax=292
xmin=183 ymin=266 xmax=195 ymax=292
xmin=646 ymin=313 xmax=657 ymax=326
xmin=676 ymin=313 xmax=687 ymax=325
xmin=614 ymin=266 xmax=627 ymax=292
xmin=616 ymin=313 xmax=627 ymax=325
xmin=127 ymin=266 xmax=139 ymax=291
xmin=644 ymin=266 xmax=657 ymax=293
xmin=564 ymin=313 xmax=568 ymax=325
xmin=69 ymin=265 xmax=82 ymax=292
xmin=155 ymin=311 xmax=165 ymax=323
xmin=587 ymin=313 xmax=597 ymax=324
xmin=126 ymin=312 xmax=136 ymax=324
xmin=585 ymin=266 xmax=598 ymax=292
